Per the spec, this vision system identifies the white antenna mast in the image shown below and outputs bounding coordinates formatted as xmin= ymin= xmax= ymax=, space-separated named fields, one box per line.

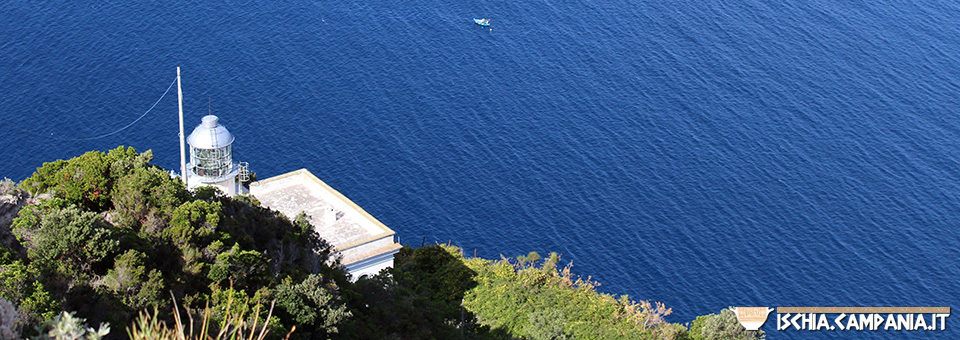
xmin=177 ymin=67 xmax=187 ymax=188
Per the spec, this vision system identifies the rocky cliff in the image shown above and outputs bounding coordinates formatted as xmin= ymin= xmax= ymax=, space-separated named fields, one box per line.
xmin=0 ymin=179 xmax=37 ymax=251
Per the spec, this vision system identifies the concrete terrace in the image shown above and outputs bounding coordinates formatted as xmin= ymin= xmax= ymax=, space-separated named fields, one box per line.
xmin=249 ymin=169 xmax=402 ymax=277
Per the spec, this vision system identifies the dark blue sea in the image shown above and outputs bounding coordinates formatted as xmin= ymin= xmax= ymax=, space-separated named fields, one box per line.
xmin=2 ymin=1 xmax=959 ymax=338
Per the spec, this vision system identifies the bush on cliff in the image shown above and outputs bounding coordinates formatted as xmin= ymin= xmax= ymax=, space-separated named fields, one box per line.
xmin=5 ymin=147 xmax=348 ymax=339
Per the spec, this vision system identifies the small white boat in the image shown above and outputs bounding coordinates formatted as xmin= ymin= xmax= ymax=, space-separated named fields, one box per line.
xmin=473 ymin=18 xmax=490 ymax=26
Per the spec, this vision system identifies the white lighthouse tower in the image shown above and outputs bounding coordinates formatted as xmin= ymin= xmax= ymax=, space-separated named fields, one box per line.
xmin=176 ymin=68 xmax=248 ymax=196
xmin=184 ymin=115 xmax=247 ymax=195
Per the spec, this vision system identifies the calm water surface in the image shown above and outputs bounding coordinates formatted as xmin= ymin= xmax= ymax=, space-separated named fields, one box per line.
xmin=1 ymin=1 xmax=959 ymax=337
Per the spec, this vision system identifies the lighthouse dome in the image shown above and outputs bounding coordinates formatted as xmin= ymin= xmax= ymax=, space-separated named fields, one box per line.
xmin=187 ymin=115 xmax=235 ymax=149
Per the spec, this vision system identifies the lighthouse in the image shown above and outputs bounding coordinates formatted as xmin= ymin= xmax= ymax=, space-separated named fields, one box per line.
xmin=184 ymin=115 xmax=248 ymax=196
xmin=176 ymin=68 xmax=248 ymax=196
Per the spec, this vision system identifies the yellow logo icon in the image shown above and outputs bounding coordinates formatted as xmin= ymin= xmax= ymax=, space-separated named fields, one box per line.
xmin=730 ymin=307 xmax=774 ymax=331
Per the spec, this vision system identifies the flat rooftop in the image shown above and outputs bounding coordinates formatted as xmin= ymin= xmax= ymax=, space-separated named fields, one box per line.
xmin=249 ymin=169 xmax=400 ymax=266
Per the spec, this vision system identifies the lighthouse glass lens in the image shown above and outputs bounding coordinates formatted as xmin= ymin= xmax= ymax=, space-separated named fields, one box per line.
xmin=191 ymin=145 xmax=232 ymax=177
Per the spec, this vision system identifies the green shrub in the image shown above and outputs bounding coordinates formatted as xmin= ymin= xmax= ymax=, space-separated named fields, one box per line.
xmin=34 ymin=311 xmax=110 ymax=340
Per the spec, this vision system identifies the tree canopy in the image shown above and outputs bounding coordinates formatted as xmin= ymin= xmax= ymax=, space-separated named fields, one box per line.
xmin=0 ymin=147 xmax=763 ymax=340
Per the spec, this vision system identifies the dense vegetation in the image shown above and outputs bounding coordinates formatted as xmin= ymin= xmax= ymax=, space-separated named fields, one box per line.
xmin=0 ymin=147 xmax=763 ymax=339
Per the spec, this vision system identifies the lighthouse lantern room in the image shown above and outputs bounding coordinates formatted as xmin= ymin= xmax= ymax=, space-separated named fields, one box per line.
xmin=184 ymin=115 xmax=243 ymax=195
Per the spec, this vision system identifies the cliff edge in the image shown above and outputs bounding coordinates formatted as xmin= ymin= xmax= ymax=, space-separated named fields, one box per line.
xmin=0 ymin=179 xmax=43 ymax=251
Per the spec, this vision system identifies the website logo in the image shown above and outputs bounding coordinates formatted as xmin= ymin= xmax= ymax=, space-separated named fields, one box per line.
xmin=775 ymin=307 xmax=950 ymax=331
xmin=730 ymin=307 xmax=774 ymax=330
xmin=730 ymin=306 xmax=951 ymax=332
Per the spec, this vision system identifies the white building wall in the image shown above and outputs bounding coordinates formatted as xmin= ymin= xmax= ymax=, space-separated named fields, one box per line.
xmin=187 ymin=175 xmax=238 ymax=196
xmin=345 ymin=251 xmax=399 ymax=281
